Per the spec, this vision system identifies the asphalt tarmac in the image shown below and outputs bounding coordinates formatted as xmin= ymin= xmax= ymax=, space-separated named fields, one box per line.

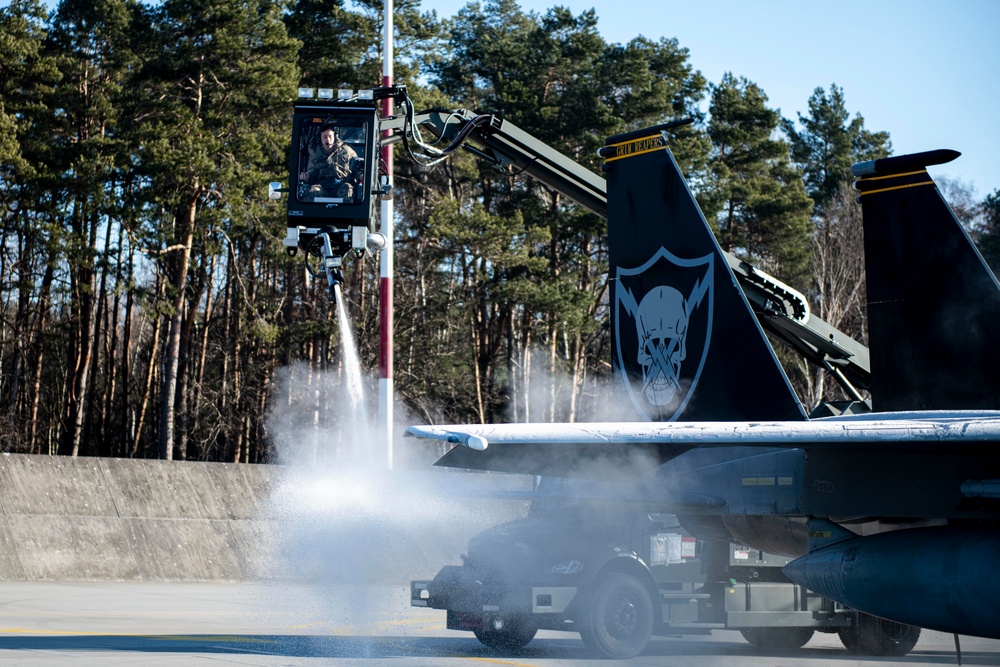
xmin=1 ymin=582 xmax=998 ymax=666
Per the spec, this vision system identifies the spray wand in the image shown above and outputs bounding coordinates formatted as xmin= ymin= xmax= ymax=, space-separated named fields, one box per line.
xmin=318 ymin=232 xmax=345 ymax=303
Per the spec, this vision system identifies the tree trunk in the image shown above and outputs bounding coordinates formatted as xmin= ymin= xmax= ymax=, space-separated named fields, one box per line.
xmin=471 ymin=314 xmax=485 ymax=423
xmin=64 ymin=205 xmax=99 ymax=457
xmin=28 ymin=261 xmax=55 ymax=454
xmin=548 ymin=318 xmax=558 ymax=422
xmin=568 ymin=331 xmax=583 ymax=423
xmin=120 ymin=239 xmax=135 ymax=457
xmin=230 ymin=337 xmax=243 ymax=463
xmin=189 ymin=252 xmax=218 ymax=459
xmin=102 ymin=223 xmax=124 ymax=457
xmin=219 ymin=255 xmax=233 ymax=460
xmin=133 ymin=276 xmax=165 ymax=457
xmin=521 ymin=309 xmax=532 ymax=423
xmin=158 ymin=191 xmax=198 ymax=460
xmin=91 ymin=216 xmax=116 ymax=456
xmin=176 ymin=251 xmax=208 ymax=461
xmin=506 ymin=308 xmax=518 ymax=422
xmin=5 ymin=226 xmax=32 ymax=433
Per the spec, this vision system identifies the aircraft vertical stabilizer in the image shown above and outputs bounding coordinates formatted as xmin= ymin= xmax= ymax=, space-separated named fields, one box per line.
xmin=853 ymin=150 xmax=1000 ymax=411
xmin=602 ymin=125 xmax=806 ymax=422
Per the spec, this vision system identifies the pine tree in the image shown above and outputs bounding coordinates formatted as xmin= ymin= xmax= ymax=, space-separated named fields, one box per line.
xmin=0 ymin=0 xmax=62 ymax=452
xmin=0 ymin=0 xmax=58 ymax=181
xmin=45 ymin=0 xmax=148 ymax=456
xmin=783 ymin=84 xmax=891 ymax=213
xmin=420 ymin=0 xmax=710 ymax=422
xmin=777 ymin=86 xmax=890 ymax=407
xmin=286 ymin=0 xmax=442 ymax=89
xmin=135 ymin=0 xmax=299 ymax=459
xmin=706 ymin=73 xmax=813 ymax=283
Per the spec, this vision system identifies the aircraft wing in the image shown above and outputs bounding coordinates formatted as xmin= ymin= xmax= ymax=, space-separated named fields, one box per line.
xmin=405 ymin=411 xmax=1000 ymax=479
xmin=405 ymin=422 xmax=684 ymax=479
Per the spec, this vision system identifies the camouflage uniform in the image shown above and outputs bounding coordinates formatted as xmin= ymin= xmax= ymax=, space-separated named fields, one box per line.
xmin=304 ymin=138 xmax=358 ymax=200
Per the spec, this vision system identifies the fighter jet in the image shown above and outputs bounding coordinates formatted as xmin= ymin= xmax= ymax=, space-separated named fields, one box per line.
xmin=406 ymin=133 xmax=1000 ymax=641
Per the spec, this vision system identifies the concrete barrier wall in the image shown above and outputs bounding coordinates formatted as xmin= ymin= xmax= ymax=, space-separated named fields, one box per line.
xmin=0 ymin=453 xmax=528 ymax=584
xmin=0 ymin=454 xmax=272 ymax=582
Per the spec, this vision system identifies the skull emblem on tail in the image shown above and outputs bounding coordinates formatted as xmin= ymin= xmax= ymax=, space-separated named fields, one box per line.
xmin=636 ymin=286 xmax=689 ymax=406
xmin=615 ymin=247 xmax=713 ymax=421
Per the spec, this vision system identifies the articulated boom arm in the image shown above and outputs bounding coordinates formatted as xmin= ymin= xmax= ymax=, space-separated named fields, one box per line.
xmin=383 ymin=108 xmax=607 ymax=214
xmin=382 ymin=104 xmax=870 ymax=400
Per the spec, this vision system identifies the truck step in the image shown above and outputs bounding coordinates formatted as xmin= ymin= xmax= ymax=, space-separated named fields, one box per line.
xmin=660 ymin=592 xmax=711 ymax=600
xmin=665 ymin=622 xmax=727 ymax=629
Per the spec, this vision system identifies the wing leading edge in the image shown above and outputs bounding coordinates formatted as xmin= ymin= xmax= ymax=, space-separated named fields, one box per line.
xmin=404 ymin=411 xmax=1000 ymax=480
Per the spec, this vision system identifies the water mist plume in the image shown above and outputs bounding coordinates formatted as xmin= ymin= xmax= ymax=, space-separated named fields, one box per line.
xmin=334 ymin=283 xmax=368 ymax=427
xmin=260 ymin=314 xmax=530 ymax=636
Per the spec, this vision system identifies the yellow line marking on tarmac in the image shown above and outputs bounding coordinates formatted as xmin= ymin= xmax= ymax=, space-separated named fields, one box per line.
xmin=0 ymin=629 xmax=273 ymax=644
xmin=0 ymin=627 xmax=536 ymax=664
xmin=466 ymin=658 xmax=541 ymax=667
xmin=156 ymin=635 xmax=275 ymax=644
xmin=2 ymin=629 xmax=110 ymax=636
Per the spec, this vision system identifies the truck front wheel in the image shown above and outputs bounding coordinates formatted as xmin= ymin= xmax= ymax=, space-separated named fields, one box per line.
xmin=473 ymin=616 xmax=537 ymax=652
xmin=740 ymin=627 xmax=815 ymax=650
xmin=579 ymin=572 xmax=654 ymax=659
xmin=838 ymin=613 xmax=920 ymax=656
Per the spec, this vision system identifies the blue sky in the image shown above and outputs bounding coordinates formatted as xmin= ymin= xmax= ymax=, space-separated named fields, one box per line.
xmin=420 ymin=0 xmax=1000 ymax=198
xmin=15 ymin=0 xmax=997 ymax=195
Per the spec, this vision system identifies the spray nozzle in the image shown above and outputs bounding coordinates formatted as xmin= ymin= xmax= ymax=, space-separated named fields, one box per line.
xmin=328 ymin=267 xmax=345 ymax=302
xmin=300 ymin=225 xmax=382 ymax=304
xmin=318 ymin=233 xmax=347 ymax=302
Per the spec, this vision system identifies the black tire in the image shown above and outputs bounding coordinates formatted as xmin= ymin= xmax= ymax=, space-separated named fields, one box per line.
xmin=579 ymin=627 xmax=598 ymax=651
xmin=740 ymin=627 xmax=815 ymax=650
xmin=578 ymin=572 xmax=655 ymax=659
xmin=839 ymin=614 xmax=920 ymax=656
xmin=473 ymin=617 xmax=538 ymax=652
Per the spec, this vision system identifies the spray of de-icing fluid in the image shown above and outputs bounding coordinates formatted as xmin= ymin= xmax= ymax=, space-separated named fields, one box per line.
xmin=260 ymin=291 xmax=528 ymax=642
xmin=334 ymin=284 xmax=368 ymax=429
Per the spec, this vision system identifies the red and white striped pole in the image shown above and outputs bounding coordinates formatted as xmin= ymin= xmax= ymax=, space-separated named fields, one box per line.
xmin=379 ymin=0 xmax=394 ymax=469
